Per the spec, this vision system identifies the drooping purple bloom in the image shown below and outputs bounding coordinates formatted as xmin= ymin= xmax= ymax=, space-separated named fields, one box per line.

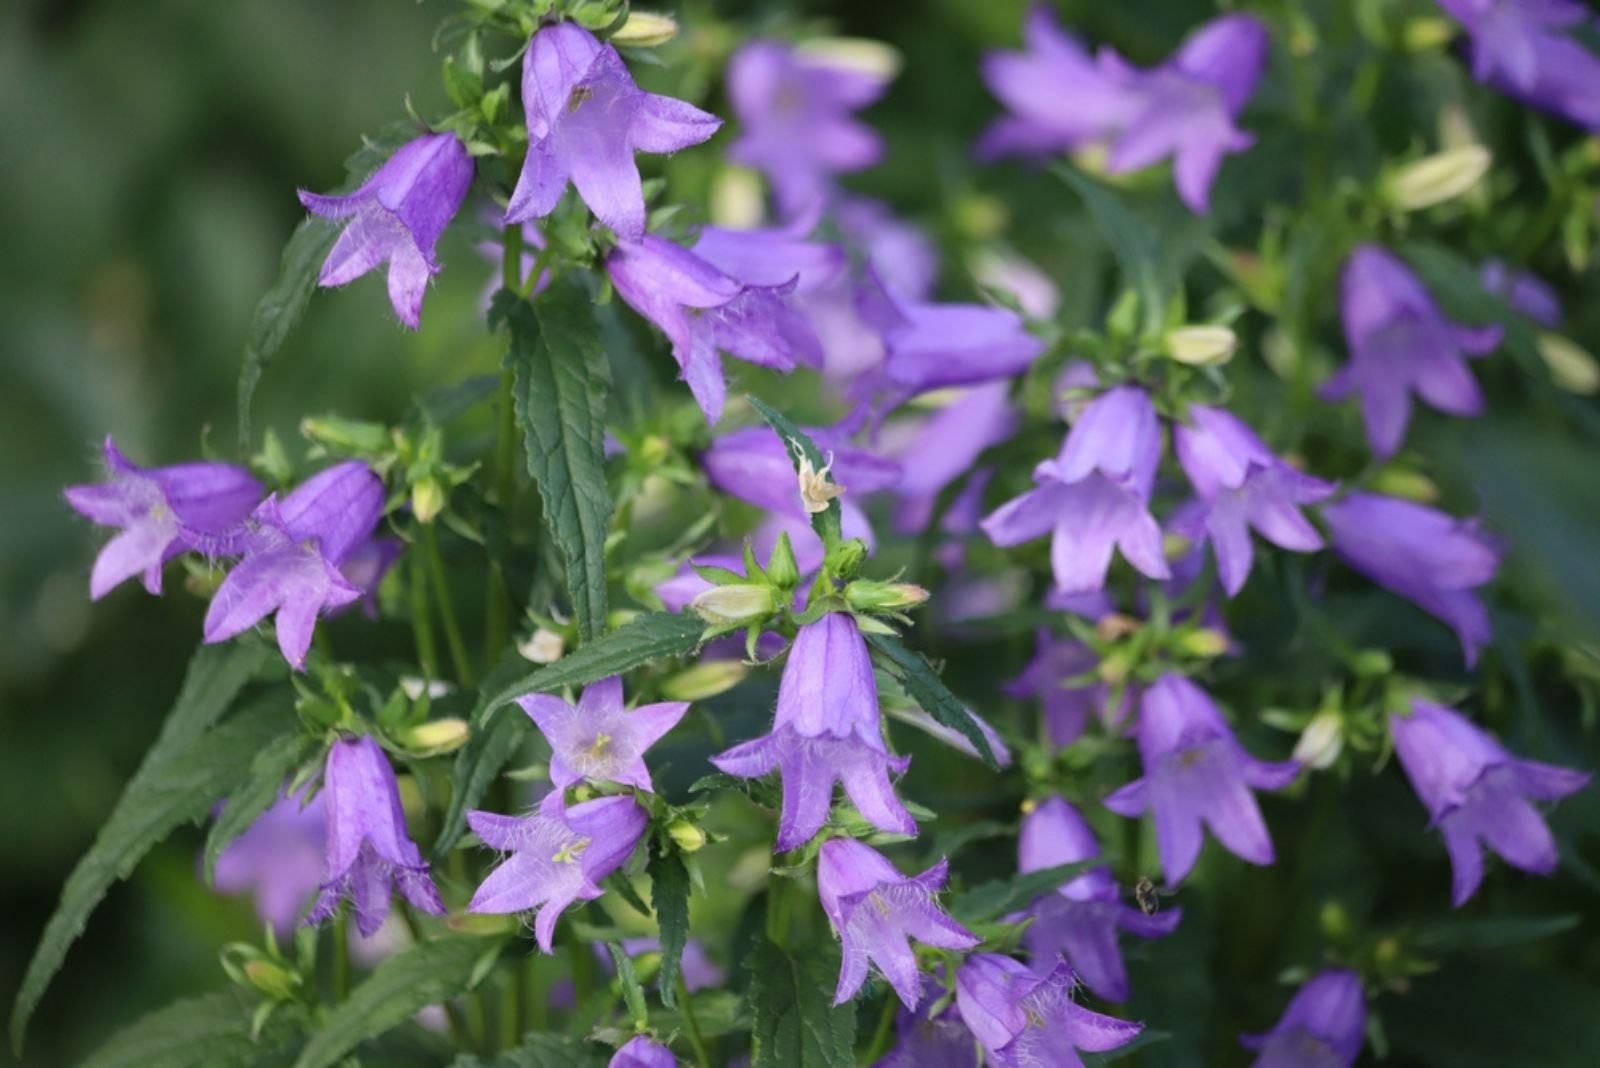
xmin=306 ymin=736 xmax=444 ymax=937
xmin=1391 ymin=699 xmax=1589 ymax=906
xmin=1323 ymin=245 xmax=1502 ymax=458
xmin=1239 ymin=968 xmax=1366 ymax=1068
xmin=213 ymin=789 xmax=325 ymax=937
xmin=817 ymin=838 xmax=979 ymax=1008
xmin=516 ymin=676 xmax=689 ymax=792
xmin=1435 ymin=0 xmax=1600 ymax=130
xmin=606 ymin=235 xmax=821 ymax=423
xmin=1104 ymin=673 xmax=1298 ymax=884
xmin=1320 ymin=492 xmax=1502 ymax=666
xmin=609 ymin=1035 xmax=676 ymax=1068
xmin=873 ymin=1007 xmax=981 ymax=1068
xmin=338 ymin=536 xmax=404 ymax=618
xmin=711 ymin=612 xmax=916 ymax=850
xmin=468 ymin=791 xmax=649 ymax=952
xmin=691 ymin=216 xmax=847 ymax=294
xmin=64 ymin=436 xmax=262 ymax=600
xmin=981 ymin=386 xmax=1170 ymax=595
xmin=1173 ymin=405 xmax=1336 ymax=597
xmin=1003 ymin=630 xmax=1117 ymax=748
xmin=1481 ymin=257 xmax=1561 ymax=327
xmin=834 ymin=196 xmax=940 ymax=303
xmin=298 ymin=132 xmax=473 ymax=330
xmin=505 ymin=21 xmax=720 ymax=242
xmin=1017 ymin=797 xmax=1181 ymax=1001
xmin=955 ymin=955 xmax=1143 ymax=1068
xmin=887 ymin=383 xmax=1020 ymax=532
xmin=203 ymin=461 xmax=386 ymax=669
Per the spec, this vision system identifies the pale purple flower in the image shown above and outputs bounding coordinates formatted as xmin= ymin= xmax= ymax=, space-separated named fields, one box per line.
xmin=887 ymin=383 xmax=1020 ymax=533
xmin=1104 ymin=673 xmax=1298 ymax=884
xmin=609 ymin=1035 xmax=676 ymax=1068
xmin=692 ymin=216 xmax=847 ymax=294
xmin=213 ymin=789 xmax=325 ymax=937
xmin=337 ymin=536 xmax=403 ymax=618
xmin=859 ymin=271 xmax=1046 ymax=397
xmin=468 ymin=791 xmax=649 ymax=952
xmin=702 ymin=421 xmax=900 ymax=536
xmin=1240 ymin=968 xmax=1366 ymax=1068
xmin=955 ymin=955 xmax=1142 ymax=1068
xmin=1481 ymin=257 xmax=1561 ymax=327
xmin=307 ymin=736 xmax=444 ymax=937
xmin=981 ymin=386 xmax=1170 ymax=595
xmin=606 ymin=235 xmax=821 ymax=424
xmin=1174 ymin=405 xmax=1336 ymax=597
xmin=506 ymin=21 xmax=720 ymax=242
xmin=835 ymin=196 xmax=940 ymax=302
xmin=1323 ymin=245 xmax=1502 ymax=458
xmin=1320 ymin=492 xmax=1501 ymax=666
xmin=873 ymin=1007 xmax=980 ymax=1068
xmin=516 ymin=676 xmax=688 ymax=792
xmin=298 ymin=132 xmax=473 ymax=330
xmin=1391 ymin=699 xmax=1589 ymax=906
xmin=1435 ymin=0 xmax=1600 ymax=130
xmin=818 ymin=838 xmax=978 ymax=1008
xmin=203 ymin=461 xmax=385 ymax=669
xmin=1003 ymin=631 xmax=1114 ymax=748
xmin=64 ymin=436 xmax=261 ymax=600
xmin=711 ymin=612 xmax=915 ymax=850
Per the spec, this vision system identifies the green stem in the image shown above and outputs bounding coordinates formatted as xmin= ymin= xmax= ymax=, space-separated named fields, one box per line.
xmin=411 ymin=551 xmax=440 ymax=681
xmin=527 ymin=953 xmax=548 ymax=1031
xmin=332 ymin=909 xmax=350 ymax=1003
xmin=485 ymin=225 xmax=525 ymax=666
xmin=568 ymin=937 xmax=595 ymax=1009
xmin=399 ymin=904 xmax=472 ymax=1051
xmin=861 ymin=991 xmax=898 ymax=1063
xmin=678 ymin=974 xmax=713 ymax=1068
xmin=764 ymin=855 xmax=795 ymax=948
xmin=424 ymin=523 xmax=476 ymax=689
xmin=499 ymin=971 xmax=519 ymax=1052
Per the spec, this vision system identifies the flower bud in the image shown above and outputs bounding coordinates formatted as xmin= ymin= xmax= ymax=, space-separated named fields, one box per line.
xmin=711 ymin=165 xmax=766 ymax=229
xmin=1369 ymin=466 xmax=1438 ymax=503
xmin=1537 ymin=332 xmax=1600 ymax=395
xmin=843 ymin=580 xmax=930 ymax=612
xmin=794 ymin=37 xmax=903 ymax=81
xmin=397 ymin=717 xmax=470 ymax=757
xmin=411 ymin=475 xmax=446 ymax=524
xmin=299 ymin=416 xmax=391 ymax=455
xmin=667 ymin=819 xmax=707 ymax=853
xmin=691 ymin=584 xmax=775 ymax=626
xmin=765 ymin=531 xmax=801 ymax=590
xmin=1164 ymin=325 xmax=1238 ymax=367
xmin=610 ymin=10 xmax=678 ymax=48
xmin=660 ymin=659 xmax=750 ymax=701
xmin=1093 ymin=613 xmax=1142 ymax=642
xmin=1384 ymin=146 xmax=1490 ymax=212
xmin=517 ymin=626 xmax=566 ymax=664
xmin=1173 ymin=627 xmax=1230 ymax=659
xmin=1097 ymin=648 xmax=1133 ymax=686
xmin=243 ymin=960 xmax=299 ymax=1000
xmin=825 ymin=538 xmax=868 ymax=580
xmin=1293 ymin=710 xmax=1345 ymax=770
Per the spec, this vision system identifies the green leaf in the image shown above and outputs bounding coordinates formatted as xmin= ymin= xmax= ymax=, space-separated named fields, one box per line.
xmin=648 ymin=842 xmax=691 ymax=1008
xmin=605 ymin=942 xmax=650 ymax=1029
xmin=203 ymin=730 xmax=317 ymax=882
xmin=149 ymin=643 xmax=274 ymax=765
xmin=498 ymin=280 xmax=615 ymax=643
xmin=1057 ymin=165 xmax=1170 ymax=340
xmin=1413 ymin=913 xmax=1581 ymax=953
xmin=1386 ymin=964 xmax=1600 ymax=1068
xmin=293 ymin=936 xmax=502 ymax=1068
xmin=865 ymin=633 xmax=999 ymax=769
xmin=747 ymin=938 xmax=855 ymax=1068
xmin=951 ymin=861 xmax=1101 ymax=923
xmin=449 ymin=1033 xmax=609 ymax=1067
xmin=11 ymin=694 xmax=288 ymax=1052
xmin=746 ymin=395 xmax=841 ymax=548
xmin=77 ymin=987 xmax=302 ymax=1068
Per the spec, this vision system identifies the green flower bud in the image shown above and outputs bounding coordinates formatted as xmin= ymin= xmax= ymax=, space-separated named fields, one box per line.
xmin=1164 ymin=325 xmax=1238 ymax=367
xmin=1537 ymin=332 xmax=1600 ymax=395
xmin=667 ymin=820 xmax=707 ymax=853
xmin=843 ymin=580 xmax=930 ymax=612
xmin=397 ymin=717 xmax=470 ymax=757
xmin=1174 ymin=627 xmax=1230 ymax=659
xmin=1293 ymin=710 xmax=1344 ymax=770
xmin=766 ymin=531 xmax=800 ymax=589
xmin=825 ymin=538 xmax=868 ymax=580
xmin=610 ymin=10 xmax=678 ymax=47
xmin=660 ymin=659 xmax=749 ymax=701
xmin=517 ymin=626 xmax=566 ymax=664
xmin=1384 ymin=146 xmax=1490 ymax=212
xmin=243 ymin=960 xmax=299 ymax=1000
xmin=691 ymin=584 xmax=775 ymax=627
xmin=411 ymin=476 xmax=446 ymax=524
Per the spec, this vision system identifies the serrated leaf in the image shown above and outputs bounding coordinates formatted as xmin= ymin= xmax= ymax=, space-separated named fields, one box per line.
xmin=449 ymin=1033 xmax=609 ymax=1067
xmin=747 ymin=938 xmax=855 ymax=1068
xmin=498 ymin=281 xmax=614 ymax=643
xmin=606 ymin=942 xmax=650 ymax=1028
xmin=293 ymin=936 xmax=503 ymax=1068
xmin=951 ymin=861 xmax=1102 ymax=923
xmin=746 ymin=395 xmax=841 ymax=548
xmin=648 ymin=843 xmax=691 ymax=1008
xmin=149 ymin=643 xmax=274 ymax=764
xmin=204 ymin=730 xmax=316 ymax=882
xmin=77 ymin=987 xmax=302 ymax=1068
xmin=865 ymin=633 xmax=998 ymax=769
xmin=1057 ymin=165 xmax=1171 ymax=340
xmin=11 ymin=694 xmax=289 ymax=1052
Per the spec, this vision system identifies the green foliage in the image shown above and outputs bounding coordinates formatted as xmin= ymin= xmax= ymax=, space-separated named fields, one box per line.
xmin=747 ymin=939 xmax=856 ymax=1068
xmin=647 ymin=840 xmax=692 ymax=1008
xmin=1057 ymin=165 xmax=1172 ymax=340
xmin=77 ymin=987 xmax=302 ymax=1068
xmin=605 ymin=941 xmax=650 ymax=1029
xmin=203 ymin=730 xmax=318 ymax=882
xmin=449 ymin=1033 xmax=609 ymax=1067
xmin=950 ymin=860 xmax=1101 ymax=923
xmin=865 ymin=632 xmax=999 ymax=769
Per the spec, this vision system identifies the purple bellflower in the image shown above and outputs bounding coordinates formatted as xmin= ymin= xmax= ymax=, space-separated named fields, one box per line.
xmin=711 ymin=612 xmax=916 ymax=850
xmin=64 ymin=436 xmax=262 ymax=600
xmin=468 ymin=791 xmax=649 ymax=952
xmin=1173 ymin=405 xmax=1336 ymax=597
xmin=1104 ymin=673 xmax=1298 ymax=884
xmin=1240 ymin=968 xmax=1366 ymax=1068
xmin=606 ymin=235 xmax=821 ymax=424
xmin=1017 ymin=797 xmax=1181 ymax=1002
xmin=298 ymin=132 xmax=473 ymax=330
xmin=1391 ymin=699 xmax=1589 ymax=906
xmin=505 ymin=21 xmax=720 ymax=242
xmin=306 ymin=736 xmax=444 ymax=937
xmin=213 ymin=789 xmax=326 ymax=938
xmin=1481 ymin=257 xmax=1561 ymax=328
xmin=887 ymin=383 xmax=1020 ymax=533
xmin=609 ymin=1035 xmax=676 ymax=1068
xmin=691 ymin=216 xmax=847 ymax=294
xmin=1435 ymin=0 xmax=1600 ymax=130
xmin=516 ymin=675 xmax=689 ymax=792
xmin=817 ymin=838 xmax=979 ymax=1008
xmin=703 ymin=422 xmax=901 ymax=532
xmin=1323 ymin=245 xmax=1502 ymax=458
xmin=203 ymin=461 xmax=386 ymax=669
xmin=1003 ymin=630 xmax=1118 ymax=748
xmin=873 ymin=1007 xmax=981 ymax=1068
xmin=1320 ymin=492 xmax=1502 ymax=665
xmin=955 ymin=955 xmax=1143 ymax=1068
xmin=981 ymin=385 xmax=1170 ymax=595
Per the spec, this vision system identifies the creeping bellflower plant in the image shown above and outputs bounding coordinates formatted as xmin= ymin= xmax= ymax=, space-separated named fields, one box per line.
xmin=1239 ymin=968 xmax=1366 ymax=1068
xmin=516 ymin=675 xmax=689 ymax=792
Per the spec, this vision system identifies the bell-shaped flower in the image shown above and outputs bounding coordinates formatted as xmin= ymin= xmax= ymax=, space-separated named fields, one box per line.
xmin=64 ymin=436 xmax=262 ymax=600
xmin=506 ymin=21 xmax=720 ymax=242
xmin=1003 ymin=630 xmax=1124 ymax=748
xmin=1391 ymin=699 xmax=1589 ymax=906
xmin=306 ymin=736 xmax=445 ymax=937
xmin=298 ymin=132 xmax=473 ymax=330
xmin=468 ymin=791 xmax=649 ymax=952
xmin=1017 ymin=797 xmax=1180 ymax=1002
xmin=607 ymin=235 xmax=821 ymax=424
xmin=981 ymin=386 xmax=1170 ymax=595
xmin=516 ymin=676 xmax=689 ymax=792
xmin=691 ymin=215 xmax=847 ymax=294
xmin=608 ymin=1035 xmax=675 ymax=1068
xmin=955 ymin=955 xmax=1143 ymax=1068
xmin=1239 ymin=968 xmax=1366 ymax=1068
xmin=711 ymin=612 xmax=916 ymax=850
xmin=1320 ymin=492 xmax=1501 ymax=665
xmin=887 ymin=383 xmax=1020 ymax=533
xmin=1173 ymin=405 xmax=1336 ymax=597
xmin=817 ymin=838 xmax=979 ymax=1008
xmin=874 ymin=1006 xmax=981 ymax=1068
xmin=1435 ymin=0 xmax=1600 ymax=131
xmin=1322 ymin=245 xmax=1502 ymax=458
xmin=213 ymin=788 xmax=325 ymax=937
xmin=203 ymin=461 xmax=386 ymax=669
xmin=1104 ymin=673 xmax=1298 ymax=884
xmin=1481 ymin=257 xmax=1561 ymax=328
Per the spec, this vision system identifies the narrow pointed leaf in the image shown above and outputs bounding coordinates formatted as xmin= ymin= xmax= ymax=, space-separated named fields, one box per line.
xmin=203 ymin=730 xmax=318 ymax=882
xmin=951 ymin=860 xmax=1103 ymax=923
xmin=648 ymin=843 xmax=691 ymax=1008
xmin=865 ymin=632 xmax=998 ymax=769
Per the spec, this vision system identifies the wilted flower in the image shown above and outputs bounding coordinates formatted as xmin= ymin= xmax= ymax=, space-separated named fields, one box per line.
xmin=1104 ymin=673 xmax=1298 ymax=884
xmin=1322 ymin=245 xmax=1501 ymax=458
xmin=711 ymin=612 xmax=916 ymax=850
xmin=505 ymin=21 xmax=720 ymax=242
xmin=1391 ymin=699 xmax=1589 ymax=905
xmin=1240 ymin=968 xmax=1366 ymax=1067
xmin=817 ymin=838 xmax=978 ymax=1008
xmin=517 ymin=675 xmax=689 ymax=792
xmin=468 ymin=791 xmax=649 ymax=952
xmin=213 ymin=789 xmax=325 ymax=937
xmin=955 ymin=955 xmax=1142 ymax=1068
xmin=299 ymin=132 xmax=473 ymax=330
xmin=64 ymin=436 xmax=261 ymax=600
xmin=702 ymin=422 xmax=900 ymax=535
xmin=1320 ymin=492 xmax=1501 ymax=665
xmin=609 ymin=1035 xmax=676 ymax=1068
xmin=307 ymin=736 xmax=444 ymax=937
xmin=1434 ymin=0 xmax=1600 ymax=131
